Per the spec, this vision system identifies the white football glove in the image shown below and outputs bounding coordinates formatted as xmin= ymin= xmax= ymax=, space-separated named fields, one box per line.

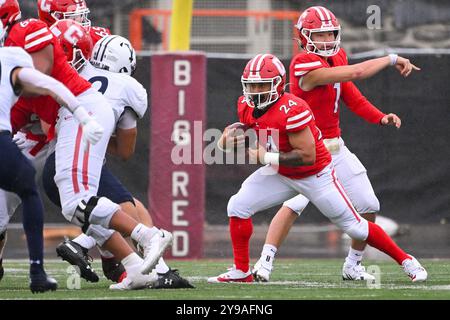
xmin=73 ymin=107 xmax=104 ymax=146
xmin=12 ymin=131 xmax=36 ymax=151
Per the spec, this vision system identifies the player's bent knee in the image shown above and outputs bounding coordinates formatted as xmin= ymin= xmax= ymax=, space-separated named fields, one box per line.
xmin=356 ymin=193 xmax=380 ymax=214
xmin=227 ymin=195 xmax=253 ymax=219
xmin=283 ymin=197 xmax=309 ymax=216
xmin=69 ymin=196 xmax=120 ymax=232
xmin=343 ymin=219 xmax=369 ymax=241
xmin=85 ymin=225 xmax=114 ymax=247
xmin=88 ymin=197 xmax=120 ymax=229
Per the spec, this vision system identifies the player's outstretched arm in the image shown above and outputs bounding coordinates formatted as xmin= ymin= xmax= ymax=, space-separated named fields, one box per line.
xmin=301 ymin=55 xmax=420 ymax=91
xmin=394 ymin=56 xmax=421 ymax=77
xmin=14 ymin=67 xmax=79 ymax=112
xmin=13 ymin=67 xmax=104 ymax=145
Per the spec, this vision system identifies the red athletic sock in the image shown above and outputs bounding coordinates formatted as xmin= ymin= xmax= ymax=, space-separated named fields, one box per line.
xmin=366 ymin=221 xmax=410 ymax=264
xmin=229 ymin=217 xmax=253 ymax=272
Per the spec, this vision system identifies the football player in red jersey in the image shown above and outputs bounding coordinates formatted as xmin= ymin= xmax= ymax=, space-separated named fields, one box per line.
xmin=1 ymin=0 xmax=174 ymax=290
xmin=207 ymin=53 xmax=427 ymax=283
xmin=252 ymin=6 xmax=423 ymax=282
xmin=37 ymin=0 xmax=111 ymax=44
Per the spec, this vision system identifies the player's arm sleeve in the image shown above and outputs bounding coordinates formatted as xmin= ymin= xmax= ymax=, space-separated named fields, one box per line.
xmin=16 ymin=67 xmax=81 ymax=113
xmin=117 ymin=108 xmax=138 ymax=130
xmin=23 ymin=21 xmax=55 ymax=53
xmin=125 ymin=80 xmax=148 ymax=119
xmin=285 ymin=105 xmax=314 ymax=133
xmin=341 ymin=81 xmax=385 ymax=124
xmin=289 ymin=55 xmax=326 ymax=95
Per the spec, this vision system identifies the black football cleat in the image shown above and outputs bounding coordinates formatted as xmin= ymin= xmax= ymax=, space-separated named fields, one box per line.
xmin=101 ymin=256 xmax=126 ymax=283
xmin=56 ymin=239 xmax=99 ymax=283
xmin=29 ymin=271 xmax=57 ymax=293
xmin=152 ymin=269 xmax=195 ymax=289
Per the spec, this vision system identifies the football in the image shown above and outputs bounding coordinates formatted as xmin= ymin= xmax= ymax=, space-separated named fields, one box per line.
xmin=227 ymin=122 xmax=250 ymax=135
xmin=226 ymin=122 xmax=256 ymax=148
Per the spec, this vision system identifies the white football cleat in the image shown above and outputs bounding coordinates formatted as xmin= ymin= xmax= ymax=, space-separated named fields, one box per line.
xmin=402 ymin=256 xmax=427 ymax=282
xmin=342 ymin=261 xmax=376 ymax=281
xmin=207 ymin=265 xmax=253 ymax=283
xmin=140 ymin=229 xmax=173 ymax=275
xmin=109 ymin=270 xmax=157 ymax=290
xmin=252 ymin=258 xmax=273 ymax=282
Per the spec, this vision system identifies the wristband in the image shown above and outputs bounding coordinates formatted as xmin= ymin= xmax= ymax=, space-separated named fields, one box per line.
xmin=263 ymin=152 xmax=279 ymax=165
xmin=388 ymin=53 xmax=398 ymax=66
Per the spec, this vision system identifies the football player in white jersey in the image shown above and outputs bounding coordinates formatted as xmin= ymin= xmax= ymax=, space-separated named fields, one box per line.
xmin=45 ymin=25 xmax=193 ymax=289
xmin=0 ymin=19 xmax=103 ymax=292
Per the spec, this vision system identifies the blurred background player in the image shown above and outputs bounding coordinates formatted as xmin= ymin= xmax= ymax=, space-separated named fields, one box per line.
xmin=252 ymin=6 xmax=421 ymax=282
xmin=207 ymin=53 xmax=427 ymax=283
xmin=1 ymin=0 xmax=173 ymax=290
xmin=43 ymin=26 xmax=193 ymax=288
xmin=0 ymin=17 xmax=104 ymax=292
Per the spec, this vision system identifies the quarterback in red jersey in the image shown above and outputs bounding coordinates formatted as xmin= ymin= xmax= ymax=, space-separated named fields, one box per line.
xmin=253 ymin=6 xmax=424 ymax=283
xmin=207 ymin=53 xmax=427 ymax=284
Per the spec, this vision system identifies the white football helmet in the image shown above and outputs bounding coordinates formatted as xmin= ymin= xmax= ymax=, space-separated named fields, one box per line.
xmin=90 ymin=35 xmax=136 ymax=75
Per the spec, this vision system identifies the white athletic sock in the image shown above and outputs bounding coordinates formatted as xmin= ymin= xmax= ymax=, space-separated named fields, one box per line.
xmin=261 ymin=244 xmax=277 ymax=267
xmin=73 ymin=233 xmax=97 ymax=250
xmin=345 ymin=248 xmax=364 ymax=266
xmin=130 ymin=224 xmax=158 ymax=244
xmin=155 ymin=257 xmax=170 ymax=274
xmin=121 ymin=252 xmax=143 ymax=273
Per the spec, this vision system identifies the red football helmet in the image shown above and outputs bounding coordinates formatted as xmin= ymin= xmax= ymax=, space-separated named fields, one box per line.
xmin=241 ymin=54 xmax=286 ymax=110
xmin=49 ymin=19 xmax=93 ymax=71
xmin=38 ymin=0 xmax=90 ymax=29
xmin=0 ymin=0 xmax=21 ymax=34
xmin=295 ymin=6 xmax=341 ymax=57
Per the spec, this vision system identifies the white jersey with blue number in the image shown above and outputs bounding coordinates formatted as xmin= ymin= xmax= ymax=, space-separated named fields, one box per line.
xmin=79 ymin=62 xmax=148 ymax=127
xmin=0 ymin=47 xmax=34 ymax=132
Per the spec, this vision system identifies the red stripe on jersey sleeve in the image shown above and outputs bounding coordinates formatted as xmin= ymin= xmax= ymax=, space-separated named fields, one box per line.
xmin=290 ymin=53 xmax=325 ymax=78
xmin=6 ymin=19 xmax=54 ymax=53
xmin=285 ymin=109 xmax=313 ymax=133
xmin=24 ymin=30 xmax=53 ymax=52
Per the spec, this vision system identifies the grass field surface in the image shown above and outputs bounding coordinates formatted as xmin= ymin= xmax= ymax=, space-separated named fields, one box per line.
xmin=0 ymin=259 xmax=449 ymax=300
